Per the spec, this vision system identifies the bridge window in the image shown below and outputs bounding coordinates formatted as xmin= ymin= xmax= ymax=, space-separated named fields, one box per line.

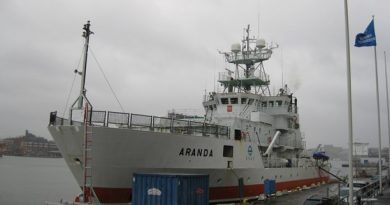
xmin=261 ymin=102 xmax=267 ymax=107
xmin=221 ymin=98 xmax=229 ymax=104
xmin=248 ymin=99 xmax=254 ymax=105
xmin=231 ymin=98 xmax=238 ymax=104
xmin=269 ymin=101 xmax=274 ymax=107
xmin=208 ymin=105 xmax=213 ymax=110
xmin=276 ymin=100 xmax=283 ymax=107
xmin=241 ymin=98 xmax=247 ymax=104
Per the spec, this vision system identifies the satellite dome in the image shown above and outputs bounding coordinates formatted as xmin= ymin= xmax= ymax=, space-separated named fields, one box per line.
xmin=256 ymin=39 xmax=266 ymax=49
xmin=231 ymin=43 xmax=241 ymax=53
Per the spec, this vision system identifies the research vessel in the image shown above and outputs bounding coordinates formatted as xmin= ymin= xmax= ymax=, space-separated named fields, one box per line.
xmin=48 ymin=22 xmax=329 ymax=204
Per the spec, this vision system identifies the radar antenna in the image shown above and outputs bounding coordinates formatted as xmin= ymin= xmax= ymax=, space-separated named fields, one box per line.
xmin=218 ymin=25 xmax=277 ymax=95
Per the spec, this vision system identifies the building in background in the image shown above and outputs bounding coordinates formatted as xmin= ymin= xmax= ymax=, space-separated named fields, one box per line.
xmin=353 ymin=142 xmax=369 ymax=157
xmin=1 ymin=130 xmax=61 ymax=158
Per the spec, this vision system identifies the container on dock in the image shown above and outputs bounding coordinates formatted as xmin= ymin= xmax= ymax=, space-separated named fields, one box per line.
xmin=264 ymin=179 xmax=276 ymax=195
xmin=132 ymin=173 xmax=209 ymax=205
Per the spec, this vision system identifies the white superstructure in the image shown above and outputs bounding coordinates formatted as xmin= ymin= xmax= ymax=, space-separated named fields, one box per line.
xmin=48 ymin=23 xmax=330 ymax=204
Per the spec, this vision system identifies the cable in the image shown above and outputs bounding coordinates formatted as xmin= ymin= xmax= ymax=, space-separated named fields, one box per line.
xmin=90 ymin=48 xmax=125 ymax=112
xmin=62 ymin=74 xmax=77 ymax=117
xmin=62 ymin=49 xmax=84 ymax=117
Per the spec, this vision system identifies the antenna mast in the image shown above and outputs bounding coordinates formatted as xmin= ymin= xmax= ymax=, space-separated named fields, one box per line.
xmin=69 ymin=21 xmax=94 ymax=122
xmin=77 ymin=21 xmax=94 ymax=108
xmin=218 ymin=25 xmax=275 ymax=95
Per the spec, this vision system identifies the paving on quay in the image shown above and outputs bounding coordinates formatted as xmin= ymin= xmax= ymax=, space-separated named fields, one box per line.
xmin=251 ymin=183 xmax=339 ymax=205
xmin=248 ymin=183 xmax=390 ymax=205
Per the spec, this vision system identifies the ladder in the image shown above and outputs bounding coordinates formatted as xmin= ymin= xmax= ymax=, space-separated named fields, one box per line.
xmin=83 ymin=102 xmax=93 ymax=203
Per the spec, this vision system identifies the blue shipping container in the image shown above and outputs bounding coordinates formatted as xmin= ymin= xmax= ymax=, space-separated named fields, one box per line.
xmin=264 ymin=179 xmax=276 ymax=195
xmin=132 ymin=173 xmax=209 ymax=205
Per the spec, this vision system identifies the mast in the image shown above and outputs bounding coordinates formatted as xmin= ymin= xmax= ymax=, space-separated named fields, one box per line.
xmin=68 ymin=21 xmax=94 ymax=123
xmin=218 ymin=25 xmax=276 ymax=95
xmin=77 ymin=21 xmax=94 ymax=109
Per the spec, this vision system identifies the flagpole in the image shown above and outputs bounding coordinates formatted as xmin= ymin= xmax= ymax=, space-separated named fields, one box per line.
xmin=374 ymin=45 xmax=383 ymax=194
xmin=343 ymin=0 xmax=354 ymax=204
xmin=370 ymin=16 xmax=383 ymax=194
xmin=384 ymin=51 xmax=390 ymax=183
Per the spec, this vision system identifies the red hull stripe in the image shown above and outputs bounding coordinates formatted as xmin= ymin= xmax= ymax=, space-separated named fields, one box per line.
xmin=93 ymin=187 xmax=130 ymax=203
xmin=90 ymin=176 xmax=329 ymax=203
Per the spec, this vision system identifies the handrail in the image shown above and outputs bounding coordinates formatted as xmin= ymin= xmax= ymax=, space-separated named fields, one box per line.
xmin=339 ymin=176 xmax=388 ymax=204
xmin=51 ymin=110 xmax=230 ymax=139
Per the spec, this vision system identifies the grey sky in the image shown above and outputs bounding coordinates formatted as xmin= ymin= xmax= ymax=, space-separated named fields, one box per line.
xmin=1 ymin=0 xmax=389 ymax=149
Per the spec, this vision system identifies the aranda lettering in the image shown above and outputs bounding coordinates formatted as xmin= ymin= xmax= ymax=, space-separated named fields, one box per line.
xmin=185 ymin=148 xmax=191 ymax=155
xmin=179 ymin=148 xmax=213 ymax=157
xmin=191 ymin=149 xmax=196 ymax=156
xmin=197 ymin=149 xmax=202 ymax=156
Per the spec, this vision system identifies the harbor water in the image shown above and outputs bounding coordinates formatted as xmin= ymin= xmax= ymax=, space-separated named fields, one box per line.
xmin=0 ymin=156 xmax=80 ymax=205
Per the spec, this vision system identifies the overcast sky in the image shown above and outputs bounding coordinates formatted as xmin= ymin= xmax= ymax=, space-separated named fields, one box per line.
xmin=1 ymin=0 xmax=390 ymax=149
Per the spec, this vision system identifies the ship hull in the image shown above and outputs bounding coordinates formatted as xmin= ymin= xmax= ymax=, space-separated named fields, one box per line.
xmin=48 ymin=125 xmax=329 ymax=204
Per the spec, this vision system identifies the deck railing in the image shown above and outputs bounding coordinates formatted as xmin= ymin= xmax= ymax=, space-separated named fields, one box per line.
xmin=339 ymin=176 xmax=388 ymax=204
xmin=218 ymin=70 xmax=270 ymax=83
xmin=50 ymin=110 xmax=230 ymax=139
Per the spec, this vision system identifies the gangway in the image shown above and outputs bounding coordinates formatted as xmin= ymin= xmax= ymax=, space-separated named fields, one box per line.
xmin=318 ymin=166 xmax=346 ymax=184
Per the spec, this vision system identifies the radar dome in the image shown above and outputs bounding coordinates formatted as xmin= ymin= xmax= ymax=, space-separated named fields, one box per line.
xmin=256 ymin=39 xmax=266 ymax=49
xmin=231 ymin=43 xmax=241 ymax=53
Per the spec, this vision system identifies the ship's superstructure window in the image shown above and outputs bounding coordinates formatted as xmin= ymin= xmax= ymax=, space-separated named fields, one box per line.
xmin=276 ymin=100 xmax=283 ymax=107
xmin=223 ymin=145 xmax=233 ymax=157
xmin=221 ymin=98 xmax=229 ymax=104
xmin=241 ymin=98 xmax=247 ymax=104
xmin=209 ymin=105 xmax=213 ymax=110
xmin=248 ymin=99 xmax=254 ymax=105
xmin=269 ymin=101 xmax=274 ymax=107
xmin=261 ymin=101 xmax=267 ymax=107
xmin=234 ymin=129 xmax=242 ymax=140
xmin=231 ymin=98 xmax=238 ymax=104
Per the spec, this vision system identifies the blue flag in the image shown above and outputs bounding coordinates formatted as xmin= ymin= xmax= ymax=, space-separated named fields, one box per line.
xmin=355 ymin=20 xmax=377 ymax=47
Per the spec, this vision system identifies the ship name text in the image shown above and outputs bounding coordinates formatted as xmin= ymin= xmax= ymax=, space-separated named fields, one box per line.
xmin=179 ymin=148 xmax=213 ymax=157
